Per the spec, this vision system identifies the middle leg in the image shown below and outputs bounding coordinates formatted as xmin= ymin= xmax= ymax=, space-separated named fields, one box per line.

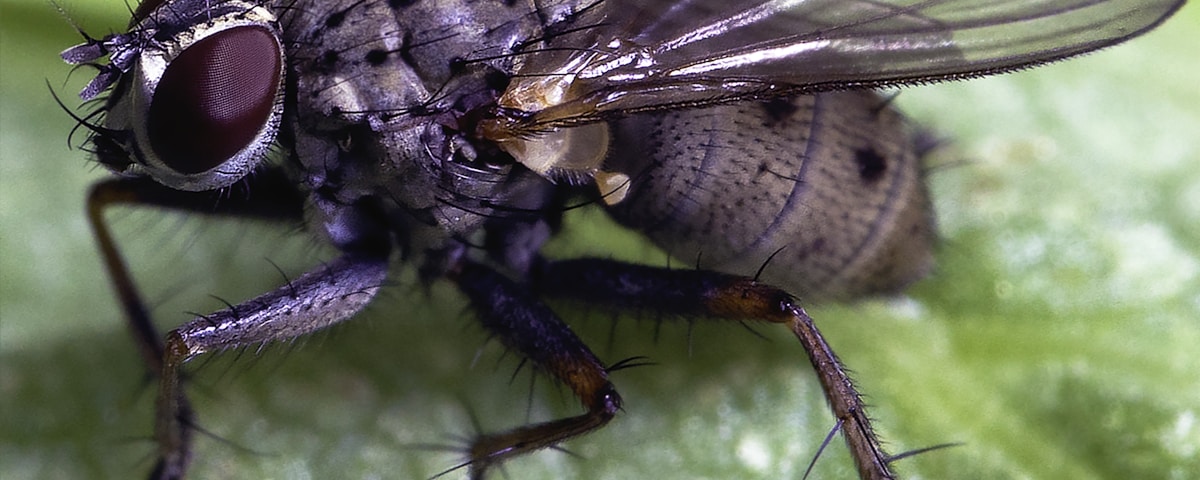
xmin=531 ymin=258 xmax=895 ymax=480
xmin=448 ymin=260 xmax=622 ymax=479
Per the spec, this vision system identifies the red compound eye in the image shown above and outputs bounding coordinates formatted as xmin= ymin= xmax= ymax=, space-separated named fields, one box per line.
xmin=148 ymin=26 xmax=281 ymax=174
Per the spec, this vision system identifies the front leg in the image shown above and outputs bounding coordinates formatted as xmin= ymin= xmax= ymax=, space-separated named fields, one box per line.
xmin=152 ymin=252 xmax=389 ymax=479
xmin=87 ymin=170 xmax=305 ymax=374
xmin=87 ymin=171 xmax=390 ymax=479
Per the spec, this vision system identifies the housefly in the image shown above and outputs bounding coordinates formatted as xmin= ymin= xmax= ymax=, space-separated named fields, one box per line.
xmin=58 ymin=0 xmax=1185 ymax=478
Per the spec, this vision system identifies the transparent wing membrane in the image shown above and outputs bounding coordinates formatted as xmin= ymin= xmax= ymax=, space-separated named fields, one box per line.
xmin=497 ymin=0 xmax=1184 ymax=130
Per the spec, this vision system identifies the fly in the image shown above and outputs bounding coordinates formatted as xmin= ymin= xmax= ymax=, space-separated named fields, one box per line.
xmin=57 ymin=0 xmax=1186 ymax=478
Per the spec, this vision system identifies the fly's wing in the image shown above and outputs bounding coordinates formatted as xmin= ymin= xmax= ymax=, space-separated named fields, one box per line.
xmin=498 ymin=0 xmax=1184 ymax=131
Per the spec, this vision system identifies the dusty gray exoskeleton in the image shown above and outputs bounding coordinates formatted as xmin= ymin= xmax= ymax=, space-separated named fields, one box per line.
xmin=60 ymin=0 xmax=1184 ymax=478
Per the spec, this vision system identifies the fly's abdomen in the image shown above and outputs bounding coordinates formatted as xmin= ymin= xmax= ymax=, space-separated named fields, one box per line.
xmin=606 ymin=91 xmax=935 ymax=300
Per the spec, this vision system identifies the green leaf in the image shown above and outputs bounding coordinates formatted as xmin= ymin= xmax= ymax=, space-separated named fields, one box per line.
xmin=2 ymin=2 xmax=1197 ymax=479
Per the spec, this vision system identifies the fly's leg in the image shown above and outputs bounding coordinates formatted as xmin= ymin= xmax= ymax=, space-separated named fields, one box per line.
xmin=448 ymin=260 xmax=622 ymax=479
xmin=152 ymin=252 xmax=388 ymax=479
xmin=87 ymin=169 xmax=305 ymax=374
xmin=87 ymin=170 xmax=391 ymax=479
xmin=532 ymin=258 xmax=894 ymax=480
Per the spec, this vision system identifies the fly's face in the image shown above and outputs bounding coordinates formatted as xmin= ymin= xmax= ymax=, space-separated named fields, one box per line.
xmin=64 ymin=0 xmax=285 ymax=192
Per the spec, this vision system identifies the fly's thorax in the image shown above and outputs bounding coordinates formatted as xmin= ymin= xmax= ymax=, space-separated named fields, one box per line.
xmin=282 ymin=0 xmax=436 ymax=196
xmin=278 ymin=0 xmax=560 ymax=242
xmin=605 ymin=91 xmax=936 ymax=301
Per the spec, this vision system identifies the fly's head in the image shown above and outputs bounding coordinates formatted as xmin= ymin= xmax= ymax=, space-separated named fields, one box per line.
xmin=60 ymin=0 xmax=563 ymax=245
xmin=62 ymin=0 xmax=285 ymax=192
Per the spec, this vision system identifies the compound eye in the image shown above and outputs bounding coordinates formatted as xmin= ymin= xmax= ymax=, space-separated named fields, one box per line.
xmin=148 ymin=26 xmax=281 ymax=174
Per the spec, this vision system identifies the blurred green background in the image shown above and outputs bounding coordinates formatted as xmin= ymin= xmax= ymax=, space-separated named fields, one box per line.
xmin=2 ymin=1 xmax=1198 ymax=479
